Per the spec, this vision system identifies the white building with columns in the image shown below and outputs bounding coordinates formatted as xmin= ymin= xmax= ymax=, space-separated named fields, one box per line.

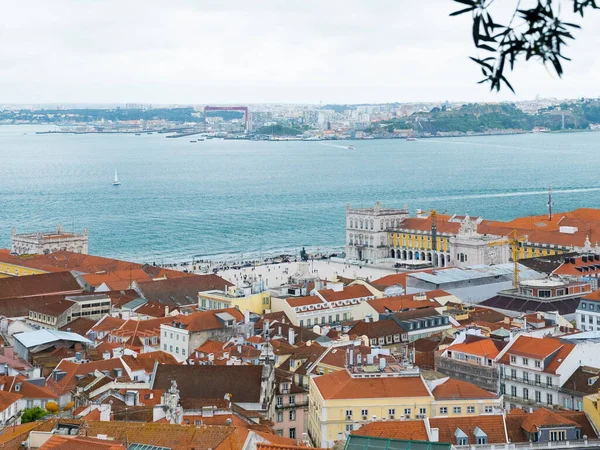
xmin=11 ymin=225 xmax=88 ymax=255
xmin=345 ymin=202 xmax=409 ymax=263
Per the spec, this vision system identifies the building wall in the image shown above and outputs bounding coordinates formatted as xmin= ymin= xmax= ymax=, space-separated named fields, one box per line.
xmin=0 ymin=262 xmax=47 ymax=277
xmin=271 ymin=297 xmax=369 ymax=328
xmin=431 ymin=397 xmax=502 ymax=417
xmin=11 ymin=227 xmax=88 ymax=255
xmin=576 ymin=299 xmax=600 ymax=332
xmin=160 ymin=326 xmax=190 ymax=362
xmin=160 ymin=324 xmax=240 ymax=362
xmin=274 ymin=391 xmax=308 ymax=440
xmin=0 ymin=401 xmax=18 ymax=426
xmin=229 ymin=292 xmax=271 ymax=315
xmin=345 ymin=202 xmax=409 ymax=263
xmin=308 ymin=376 xmax=433 ymax=448
xmin=435 ymin=354 xmax=500 ymax=394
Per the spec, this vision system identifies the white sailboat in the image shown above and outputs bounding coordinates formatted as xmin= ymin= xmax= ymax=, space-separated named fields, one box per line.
xmin=113 ymin=170 xmax=121 ymax=186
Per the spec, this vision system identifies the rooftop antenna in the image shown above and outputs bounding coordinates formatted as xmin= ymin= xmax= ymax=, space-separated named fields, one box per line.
xmin=548 ymin=186 xmax=553 ymax=221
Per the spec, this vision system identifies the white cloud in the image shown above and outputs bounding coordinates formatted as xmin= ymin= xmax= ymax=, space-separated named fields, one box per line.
xmin=0 ymin=0 xmax=599 ymax=104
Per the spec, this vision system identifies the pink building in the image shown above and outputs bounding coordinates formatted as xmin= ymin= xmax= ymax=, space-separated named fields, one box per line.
xmin=274 ymin=369 xmax=308 ymax=440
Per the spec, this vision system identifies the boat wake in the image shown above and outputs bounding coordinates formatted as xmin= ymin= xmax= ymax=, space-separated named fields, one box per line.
xmin=319 ymin=143 xmax=351 ymax=150
xmin=417 ymin=187 xmax=600 ymax=202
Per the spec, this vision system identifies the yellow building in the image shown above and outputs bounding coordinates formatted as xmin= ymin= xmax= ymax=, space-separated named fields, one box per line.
xmin=308 ymin=368 xmax=432 ymax=448
xmin=0 ymin=261 xmax=48 ymax=277
xmin=198 ymin=288 xmax=271 ymax=314
xmin=308 ymin=369 xmax=502 ymax=448
xmin=583 ymin=391 xmax=600 ymax=431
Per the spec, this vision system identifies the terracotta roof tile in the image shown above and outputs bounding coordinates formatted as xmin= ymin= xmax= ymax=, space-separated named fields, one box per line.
xmin=135 ymin=275 xmax=233 ymax=307
xmin=0 ymin=271 xmax=82 ymax=300
xmin=319 ymin=285 xmax=373 ymax=301
xmin=365 ymin=291 xmax=446 ymax=313
xmin=82 ymin=421 xmax=235 ymax=450
xmin=170 ymin=308 xmax=244 ymax=332
xmin=60 ymin=317 xmax=96 ymax=336
xmin=312 ymin=369 xmax=431 ymax=400
xmin=0 ymin=389 xmax=21 ymax=411
xmin=498 ymin=336 xmax=574 ymax=373
xmin=353 ymin=420 xmax=428 ymax=441
xmin=432 ymin=378 xmax=498 ymax=400
xmin=521 ymin=408 xmax=579 ymax=433
xmin=0 ymin=375 xmax=57 ymax=400
xmin=429 ymin=415 xmax=508 ymax=445
xmin=446 ymin=338 xmax=501 ymax=359
xmin=153 ymin=364 xmax=263 ymax=404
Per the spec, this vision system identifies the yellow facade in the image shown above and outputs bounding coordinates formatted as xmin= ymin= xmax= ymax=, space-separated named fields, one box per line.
xmin=0 ymin=262 xmax=47 ymax=277
xmin=583 ymin=393 xmax=600 ymax=432
xmin=308 ymin=376 xmax=503 ymax=448
xmin=197 ymin=290 xmax=271 ymax=314
xmin=308 ymin=379 xmax=433 ymax=447
xmin=389 ymin=233 xmax=449 ymax=252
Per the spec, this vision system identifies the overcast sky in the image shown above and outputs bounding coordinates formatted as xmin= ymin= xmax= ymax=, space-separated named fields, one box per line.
xmin=1 ymin=0 xmax=599 ymax=104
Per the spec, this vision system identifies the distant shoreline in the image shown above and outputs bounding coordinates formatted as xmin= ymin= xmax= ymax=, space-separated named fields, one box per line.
xmin=22 ymin=128 xmax=597 ymax=141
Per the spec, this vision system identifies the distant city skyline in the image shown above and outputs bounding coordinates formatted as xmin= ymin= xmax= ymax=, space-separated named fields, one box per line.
xmin=2 ymin=0 xmax=600 ymax=104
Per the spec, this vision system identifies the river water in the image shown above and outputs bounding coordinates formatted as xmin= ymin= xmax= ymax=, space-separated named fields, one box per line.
xmin=1 ymin=125 xmax=599 ymax=263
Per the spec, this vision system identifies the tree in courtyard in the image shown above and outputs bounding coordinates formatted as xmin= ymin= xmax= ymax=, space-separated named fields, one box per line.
xmin=452 ymin=0 xmax=599 ymax=92
xmin=21 ymin=406 xmax=48 ymax=423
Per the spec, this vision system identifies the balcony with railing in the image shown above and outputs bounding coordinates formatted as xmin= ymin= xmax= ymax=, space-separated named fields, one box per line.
xmin=435 ymin=356 xmax=499 ymax=392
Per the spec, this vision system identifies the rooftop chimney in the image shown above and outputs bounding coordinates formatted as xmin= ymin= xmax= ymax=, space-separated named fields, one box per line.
xmin=288 ymin=328 xmax=295 ymax=346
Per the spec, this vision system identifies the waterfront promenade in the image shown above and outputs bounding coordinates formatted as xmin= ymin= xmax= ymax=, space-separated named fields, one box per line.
xmin=216 ymin=260 xmax=395 ymax=289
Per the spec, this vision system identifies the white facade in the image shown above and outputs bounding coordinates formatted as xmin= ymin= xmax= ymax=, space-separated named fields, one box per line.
xmin=346 ymin=202 xmax=409 ymax=263
xmin=11 ymin=225 xmax=89 ymax=255
xmin=499 ymin=338 xmax=600 ymax=411
xmin=160 ymin=325 xmax=190 ymax=362
xmin=576 ymin=297 xmax=600 ymax=332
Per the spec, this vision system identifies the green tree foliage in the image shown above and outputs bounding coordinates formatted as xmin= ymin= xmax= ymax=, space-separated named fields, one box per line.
xmin=255 ymin=124 xmax=304 ymax=136
xmin=21 ymin=406 xmax=48 ymax=423
xmin=452 ymin=0 xmax=600 ymax=92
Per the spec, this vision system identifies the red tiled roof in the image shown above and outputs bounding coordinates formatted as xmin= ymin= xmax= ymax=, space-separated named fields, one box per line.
xmin=353 ymin=420 xmax=428 ymax=441
xmin=0 ymin=389 xmax=21 ymax=411
xmin=171 ymin=308 xmax=244 ymax=332
xmin=0 ymin=271 xmax=81 ymax=300
xmin=499 ymin=336 xmax=574 ymax=373
xmin=371 ymin=270 xmax=435 ymax=289
xmin=312 ymin=369 xmax=431 ymax=400
xmin=30 ymin=299 xmax=76 ymax=315
xmin=46 ymin=358 xmax=130 ymax=395
xmin=506 ymin=408 xmax=597 ymax=442
xmin=446 ymin=338 xmax=501 ymax=359
xmin=60 ymin=317 xmax=96 ymax=336
xmin=0 ymin=250 xmax=140 ymax=274
xmin=521 ymin=408 xmax=579 ymax=433
xmin=257 ymin=443 xmax=316 ymax=450
xmin=81 ymin=268 xmax=152 ymax=289
xmin=81 ymin=421 xmax=236 ymax=450
xmin=286 ymin=296 xmax=323 ymax=308
xmin=39 ymin=435 xmax=126 ymax=450
xmin=133 ymin=300 xmax=170 ymax=317
xmin=91 ymin=316 xmax=126 ymax=334
xmin=319 ymin=285 xmax=373 ymax=301
xmin=0 ymin=375 xmax=57 ymax=400
xmin=432 ymin=378 xmax=498 ymax=400
xmin=365 ymin=291 xmax=447 ymax=313
xmin=429 ymin=415 xmax=508 ymax=445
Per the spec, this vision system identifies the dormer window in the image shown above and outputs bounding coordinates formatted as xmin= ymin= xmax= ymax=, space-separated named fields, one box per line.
xmin=474 ymin=427 xmax=487 ymax=445
xmin=455 ymin=428 xmax=468 ymax=446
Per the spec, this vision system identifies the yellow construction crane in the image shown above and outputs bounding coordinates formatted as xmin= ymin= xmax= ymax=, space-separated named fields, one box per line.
xmin=488 ymin=230 xmax=525 ymax=288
